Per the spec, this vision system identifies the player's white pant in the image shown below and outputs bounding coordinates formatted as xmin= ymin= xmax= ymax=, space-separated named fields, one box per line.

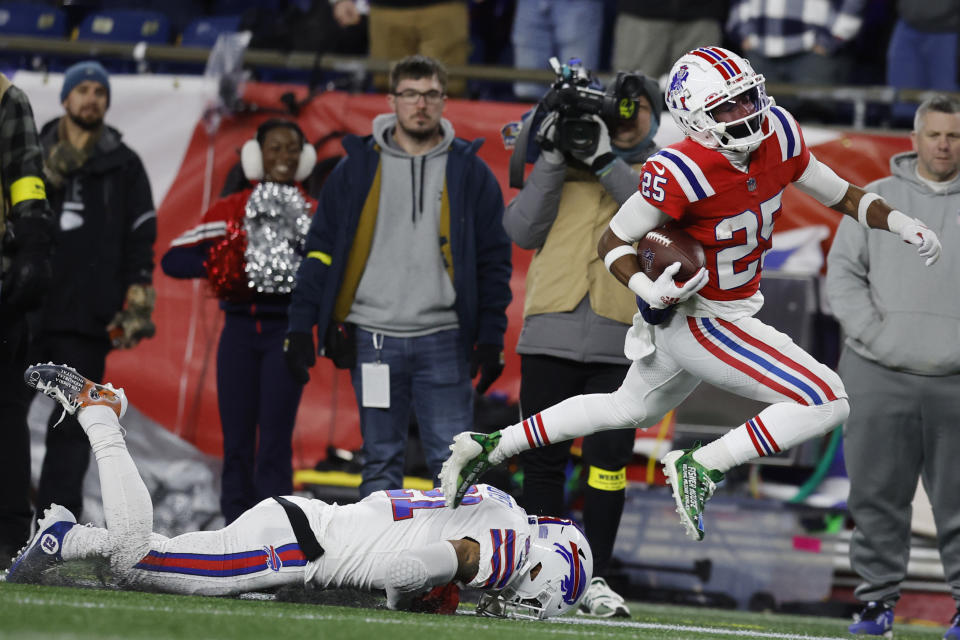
xmin=65 ymin=406 xmax=312 ymax=595
xmin=499 ymin=313 xmax=849 ymax=470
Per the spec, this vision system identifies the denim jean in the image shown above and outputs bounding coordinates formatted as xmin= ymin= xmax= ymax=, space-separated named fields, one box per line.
xmin=350 ymin=327 xmax=473 ymax=497
xmin=887 ymin=19 xmax=959 ymax=122
xmin=511 ymin=0 xmax=605 ymax=101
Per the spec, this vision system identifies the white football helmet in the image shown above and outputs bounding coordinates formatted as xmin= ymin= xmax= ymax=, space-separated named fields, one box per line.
xmin=475 ymin=517 xmax=593 ymax=620
xmin=665 ymin=46 xmax=773 ymax=153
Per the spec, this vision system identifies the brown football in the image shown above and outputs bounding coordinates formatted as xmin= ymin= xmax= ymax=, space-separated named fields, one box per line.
xmin=636 ymin=224 xmax=706 ymax=283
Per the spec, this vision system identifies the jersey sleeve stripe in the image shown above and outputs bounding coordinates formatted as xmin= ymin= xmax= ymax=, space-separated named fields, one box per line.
xmin=655 ymin=149 xmax=716 ymax=202
xmin=169 ymin=221 xmax=228 ymax=247
xmin=483 ymin=530 xmax=501 ymax=587
xmin=769 ymin=107 xmax=800 ymax=161
xmin=494 ymin=530 xmax=517 ymax=589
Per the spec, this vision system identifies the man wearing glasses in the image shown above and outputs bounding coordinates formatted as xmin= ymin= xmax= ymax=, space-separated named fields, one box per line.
xmin=285 ymin=55 xmax=512 ymax=498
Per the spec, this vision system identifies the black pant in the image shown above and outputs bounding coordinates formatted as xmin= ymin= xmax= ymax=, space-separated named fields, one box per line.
xmin=217 ymin=313 xmax=303 ymax=524
xmin=518 ymin=354 xmax=633 ymax=577
xmin=0 ymin=311 xmax=35 ymax=559
xmin=31 ymin=332 xmax=111 ymax=523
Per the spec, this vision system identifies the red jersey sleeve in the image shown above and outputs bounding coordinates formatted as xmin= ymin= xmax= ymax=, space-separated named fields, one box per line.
xmin=767 ymin=106 xmax=810 ymax=181
xmin=640 ymin=145 xmax=715 ymax=220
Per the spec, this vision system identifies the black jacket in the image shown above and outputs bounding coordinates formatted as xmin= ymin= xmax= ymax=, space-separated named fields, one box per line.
xmin=37 ymin=118 xmax=156 ymax=339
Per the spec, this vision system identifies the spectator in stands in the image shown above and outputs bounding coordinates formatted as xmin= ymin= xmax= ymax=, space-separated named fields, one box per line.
xmin=611 ymin=0 xmax=728 ymax=82
xmin=284 ymin=55 xmax=512 ymax=498
xmin=726 ymin=0 xmax=865 ymax=119
xmin=331 ymin=0 xmax=470 ymax=96
xmin=245 ymin=0 xmax=369 ymax=57
xmin=161 ymin=119 xmax=317 ymax=524
xmin=0 ymin=71 xmax=55 ymax=569
xmin=30 ymin=60 xmax=156 ymax=528
xmin=826 ymin=94 xmax=960 ymax=640
xmin=511 ymin=0 xmax=606 ymax=101
xmin=502 ymin=70 xmax=662 ymax=617
xmin=885 ymin=1 xmax=960 ymax=126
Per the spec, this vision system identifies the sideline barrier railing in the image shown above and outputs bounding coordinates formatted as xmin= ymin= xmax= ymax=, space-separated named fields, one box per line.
xmin=1 ymin=33 xmax=955 ymax=129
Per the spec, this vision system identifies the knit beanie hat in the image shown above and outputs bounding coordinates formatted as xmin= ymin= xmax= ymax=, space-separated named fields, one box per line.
xmin=60 ymin=60 xmax=111 ymax=105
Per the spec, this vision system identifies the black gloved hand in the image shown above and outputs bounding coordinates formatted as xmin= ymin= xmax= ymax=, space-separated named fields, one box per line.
xmin=283 ymin=331 xmax=316 ymax=385
xmin=2 ymin=217 xmax=53 ymax=313
xmin=535 ymin=112 xmax=564 ymax=164
xmin=470 ymin=344 xmax=504 ymax=395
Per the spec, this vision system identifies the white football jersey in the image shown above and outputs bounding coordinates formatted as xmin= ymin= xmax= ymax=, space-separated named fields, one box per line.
xmin=305 ymin=484 xmax=532 ymax=592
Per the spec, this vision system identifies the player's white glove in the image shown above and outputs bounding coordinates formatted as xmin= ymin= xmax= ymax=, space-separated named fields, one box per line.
xmin=629 ymin=263 xmax=709 ymax=309
xmin=898 ymin=218 xmax=941 ymax=266
xmin=570 ymin=115 xmax=613 ymax=170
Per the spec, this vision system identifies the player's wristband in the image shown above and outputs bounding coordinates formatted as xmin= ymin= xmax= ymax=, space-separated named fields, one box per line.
xmin=627 ymin=271 xmax=654 ymax=302
xmin=603 ymin=244 xmax=637 ymax=271
xmin=857 ymin=192 xmax=883 ymax=228
xmin=885 ymin=209 xmax=911 ymax=235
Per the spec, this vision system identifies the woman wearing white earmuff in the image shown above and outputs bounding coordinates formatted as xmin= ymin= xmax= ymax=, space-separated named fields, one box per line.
xmin=161 ymin=119 xmax=318 ymax=524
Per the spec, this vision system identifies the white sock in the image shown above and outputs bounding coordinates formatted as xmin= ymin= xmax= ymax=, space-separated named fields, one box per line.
xmin=496 ymin=393 xmax=642 ymax=462
xmin=693 ymin=399 xmax=849 ymax=472
xmin=76 ymin=405 xmax=154 ymax=570
xmin=61 ymin=524 xmax=110 ymax=561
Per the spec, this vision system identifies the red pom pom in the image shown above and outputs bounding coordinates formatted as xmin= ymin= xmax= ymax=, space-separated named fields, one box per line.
xmin=204 ymin=219 xmax=251 ymax=301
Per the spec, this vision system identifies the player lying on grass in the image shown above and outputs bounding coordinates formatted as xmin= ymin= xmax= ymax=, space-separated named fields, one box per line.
xmin=440 ymin=46 xmax=943 ymax=542
xmin=7 ymin=364 xmax=593 ymax=620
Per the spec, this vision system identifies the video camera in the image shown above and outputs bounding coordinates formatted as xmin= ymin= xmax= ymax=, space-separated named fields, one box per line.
xmin=539 ymin=57 xmax=646 ymax=155
xmin=508 ymin=57 xmax=650 ymax=188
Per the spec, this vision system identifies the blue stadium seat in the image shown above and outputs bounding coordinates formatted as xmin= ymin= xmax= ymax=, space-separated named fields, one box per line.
xmin=76 ymin=9 xmax=171 ymax=44
xmin=0 ymin=2 xmax=68 ymax=38
xmin=180 ymin=14 xmax=241 ymax=48
xmin=0 ymin=3 xmax=68 ymax=71
xmin=211 ymin=0 xmax=284 ymax=16
xmin=97 ymin=0 xmax=206 ymax=37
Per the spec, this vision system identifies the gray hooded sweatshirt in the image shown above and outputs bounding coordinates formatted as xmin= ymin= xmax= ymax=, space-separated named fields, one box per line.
xmin=346 ymin=113 xmax=460 ymax=336
xmin=826 ymin=151 xmax=960 ymax=375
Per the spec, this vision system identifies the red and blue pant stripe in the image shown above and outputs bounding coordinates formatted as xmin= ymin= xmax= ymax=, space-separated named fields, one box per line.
xmin=134 ymin=543 xmax=307 ymax=577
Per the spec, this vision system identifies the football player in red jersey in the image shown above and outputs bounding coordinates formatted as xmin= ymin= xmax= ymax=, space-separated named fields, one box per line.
xmin=441 ymin=46 xmax=942 ymax=542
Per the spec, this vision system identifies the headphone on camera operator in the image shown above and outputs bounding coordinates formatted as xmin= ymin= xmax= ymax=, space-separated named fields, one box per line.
xmin=508 ymin=58 xmax=661 ymax=188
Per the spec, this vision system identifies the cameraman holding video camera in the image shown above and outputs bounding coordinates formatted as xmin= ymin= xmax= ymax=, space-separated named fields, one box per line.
xmin=502 ymin=63 xmax=661 ymax=617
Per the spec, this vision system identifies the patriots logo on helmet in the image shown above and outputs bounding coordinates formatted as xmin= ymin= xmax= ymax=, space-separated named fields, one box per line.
xmin=553 ymin=541 xmax=586 ymax=605
xmin=668 ymin=65 xmax=690 ymax=111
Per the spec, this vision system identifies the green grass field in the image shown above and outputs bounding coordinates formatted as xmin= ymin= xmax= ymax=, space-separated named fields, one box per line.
xmin=0 ymin=581 xmax=948 ymax=640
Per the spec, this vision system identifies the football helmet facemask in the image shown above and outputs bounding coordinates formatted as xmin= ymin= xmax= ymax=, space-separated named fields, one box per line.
xmin=475 ymin=517 xmax=593 ymax=620
xmin=665 ymin=46 xmax=773 ymax=153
